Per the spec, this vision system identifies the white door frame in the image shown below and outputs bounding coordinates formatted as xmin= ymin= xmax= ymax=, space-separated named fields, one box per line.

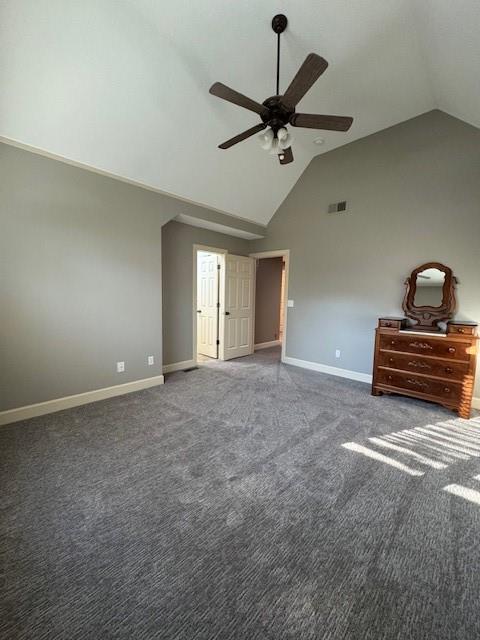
xmin=249 ymin=249 xmax=290 ymax=363
xmin=192 ymin=244 xmax=226 ymax=363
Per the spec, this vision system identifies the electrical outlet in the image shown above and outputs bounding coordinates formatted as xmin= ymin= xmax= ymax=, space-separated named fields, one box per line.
xmin=287 ymin=299 xmax=294 ymax=308
xmin=335 ymin=349 xmax=341 ymax=359
xmin=148 ymin=355 xmax=154 ymax=366
xmin=116 ymin=361 xmax=125 ymax=373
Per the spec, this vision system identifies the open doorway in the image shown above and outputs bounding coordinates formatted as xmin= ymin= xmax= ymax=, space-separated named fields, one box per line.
xmin=193 ymin=245 xmax=256 ymax=364
xmin=250 ymin=250 xmax=290 ymax=362
xmin=196 ymin=249 xmax=222 ymax=362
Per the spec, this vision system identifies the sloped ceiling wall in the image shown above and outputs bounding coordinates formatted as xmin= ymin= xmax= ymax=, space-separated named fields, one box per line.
xmin=0 ymin=1 xmax=478 ymax=225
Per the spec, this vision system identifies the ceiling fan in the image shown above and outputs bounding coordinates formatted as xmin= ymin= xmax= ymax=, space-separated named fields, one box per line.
xmin=209 ymin=14 xmax=353 ymax=165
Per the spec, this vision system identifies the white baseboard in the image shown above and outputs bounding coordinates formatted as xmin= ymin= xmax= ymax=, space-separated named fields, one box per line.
xmin=473 ymin=397 xmax=480 ymax=410
xmin=0 ymin=374 xmax=165 ymax=427
xmin=255 ymin=340 xmax=281 ymax=350
xmin=283 ymin=356 xmax=372 ymax=384
xmin=163 ymin=359 xmax=196 ymax=374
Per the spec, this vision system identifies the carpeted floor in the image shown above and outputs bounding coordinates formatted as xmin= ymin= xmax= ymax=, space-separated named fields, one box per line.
xmin=1 ymin=347 xmax=480 ymax=639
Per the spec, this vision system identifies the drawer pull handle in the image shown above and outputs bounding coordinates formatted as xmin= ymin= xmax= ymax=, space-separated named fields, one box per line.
xmin=389 ymin=357 xmax=394 ymax=363
xmin=457 ymin=328 xmax=465 ymax=334
xmin=410 ymin=341 xmax=433 ymax=350
xmin=444 ymin=387 xmax=451 ymax=394
xmin=448 ymin=347 xmax=456 ymax=354
xmin=407 ymin=378 xmax=429 ymax=390
xmin=391 ymin=340 xmax=396 ymax=345
xmin=445 ymin=367 xmax=453 ymax=374
xmin=408 ymin=360 xmax=431 ymax=370
xmin=384 ymin=322 xmax=391 ymax=327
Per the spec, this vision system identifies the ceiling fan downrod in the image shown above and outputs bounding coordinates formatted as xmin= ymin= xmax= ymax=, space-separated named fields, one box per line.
xmin=271 ymin=14 xmax=288 ymax=95
xmin=259 ymin=14 xmax=292 ymax=159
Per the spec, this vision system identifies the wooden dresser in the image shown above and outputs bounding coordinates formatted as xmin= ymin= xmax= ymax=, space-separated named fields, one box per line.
xmin=372 ymin=318 xmax=478 ymax=418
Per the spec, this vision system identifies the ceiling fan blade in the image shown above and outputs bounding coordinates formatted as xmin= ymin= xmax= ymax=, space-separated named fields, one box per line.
xmin=290 ymin=113 xmax=353 ymax=131
xmin=209 ymin=82 xmax=269 ymax=117
xmin=282 ymin=54 xmax=328 ymax=108
xmin=278 ymin=146 xmax=293 ymax=165
xmin=218 ymin=123 xmax=267 ymax=150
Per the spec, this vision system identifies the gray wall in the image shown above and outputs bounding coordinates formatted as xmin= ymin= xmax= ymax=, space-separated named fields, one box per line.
xmin=2 ymin=142 xmax=248 ymax=411
xmin=0 ymin=143 xmax=171 ymax=410
xmin=255 ymin=257 xmax=283 ymax=344
xmin=162 ymin=221 xmax=250 ymax=365
xmin=253 ymin=110 xmax=480 ymax=395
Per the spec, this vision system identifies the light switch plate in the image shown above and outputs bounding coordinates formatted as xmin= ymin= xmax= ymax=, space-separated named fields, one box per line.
xmin=116 ymin=361 xmax=125 ymax=373
xmin=148 ymin=355 xmax=154 ymax=366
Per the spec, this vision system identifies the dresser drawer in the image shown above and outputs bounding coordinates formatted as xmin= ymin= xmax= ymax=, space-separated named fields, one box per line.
xmin=378 ymin=318 xmax=406 ymax=330
xmin=379 ymin=334 xmax=471 ymax=361
xmin=447 ymin=324 xmax=476 ymax=336
xmin=377 ymin=370 xmax=461 ymax=401
xmin=378 ymin=352 xmax=468 ymax=381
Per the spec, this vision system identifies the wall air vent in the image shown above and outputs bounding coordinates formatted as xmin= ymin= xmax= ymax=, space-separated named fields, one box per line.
xmin=328 ymin=201 xmax=347 ymax=214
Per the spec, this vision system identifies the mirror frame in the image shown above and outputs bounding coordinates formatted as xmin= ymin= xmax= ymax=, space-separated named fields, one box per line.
xmin=402 ymin=262 xmax=457 ymax=331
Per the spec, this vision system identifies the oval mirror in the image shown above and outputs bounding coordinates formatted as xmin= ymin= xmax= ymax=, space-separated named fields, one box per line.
xmin=413 ymin=267 xmax=445 ymax=308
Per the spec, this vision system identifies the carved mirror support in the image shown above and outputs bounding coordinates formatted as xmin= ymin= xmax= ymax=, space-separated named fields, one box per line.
xmin=402 ymin=262 xmax=457 ymax=331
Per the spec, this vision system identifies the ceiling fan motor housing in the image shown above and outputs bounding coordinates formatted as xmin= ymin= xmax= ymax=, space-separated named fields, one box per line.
xmin=261 ymin=96 xmax=294 ymax=134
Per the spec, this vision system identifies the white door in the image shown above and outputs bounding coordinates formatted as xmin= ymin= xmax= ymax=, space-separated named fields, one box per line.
xmin=220 ymin=255 xmax=255 ymax=360
xmin=197 ymin=252 xmax=219 ymax=358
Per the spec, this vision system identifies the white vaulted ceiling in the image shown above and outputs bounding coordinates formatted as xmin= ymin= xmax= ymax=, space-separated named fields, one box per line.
xmin=1 ymin=1 xmax=479 ymax=225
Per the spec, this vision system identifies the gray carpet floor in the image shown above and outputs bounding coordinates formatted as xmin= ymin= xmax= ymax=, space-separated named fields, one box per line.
xmin=1 ymin=347 xmax=480 ymax=640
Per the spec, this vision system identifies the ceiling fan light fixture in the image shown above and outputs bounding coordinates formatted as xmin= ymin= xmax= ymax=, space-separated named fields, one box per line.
xmin=269 ymin=137 xmax=280 ymax=155
xmin=278 ymin=130 xmax=292 ymax=150
xmin=258 ymin=128 xmax=274 ymax=150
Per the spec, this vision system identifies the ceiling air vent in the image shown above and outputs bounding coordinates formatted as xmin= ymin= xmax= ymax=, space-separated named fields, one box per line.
xmin=328 ymin=201 xmax=347 ymax=214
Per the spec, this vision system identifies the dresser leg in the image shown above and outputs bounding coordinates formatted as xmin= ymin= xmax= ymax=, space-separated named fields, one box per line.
xmin=458 ymin=406 xmax=472 ymax=419
xmin=372 ymin=388 xmax=383 ymax=396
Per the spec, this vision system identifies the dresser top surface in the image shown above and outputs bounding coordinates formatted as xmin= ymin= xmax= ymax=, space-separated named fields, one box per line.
xmin=448 ymin=320 xmax=478 ymax=326
xmin=399 ymin=329 xmax=448 ymax=337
